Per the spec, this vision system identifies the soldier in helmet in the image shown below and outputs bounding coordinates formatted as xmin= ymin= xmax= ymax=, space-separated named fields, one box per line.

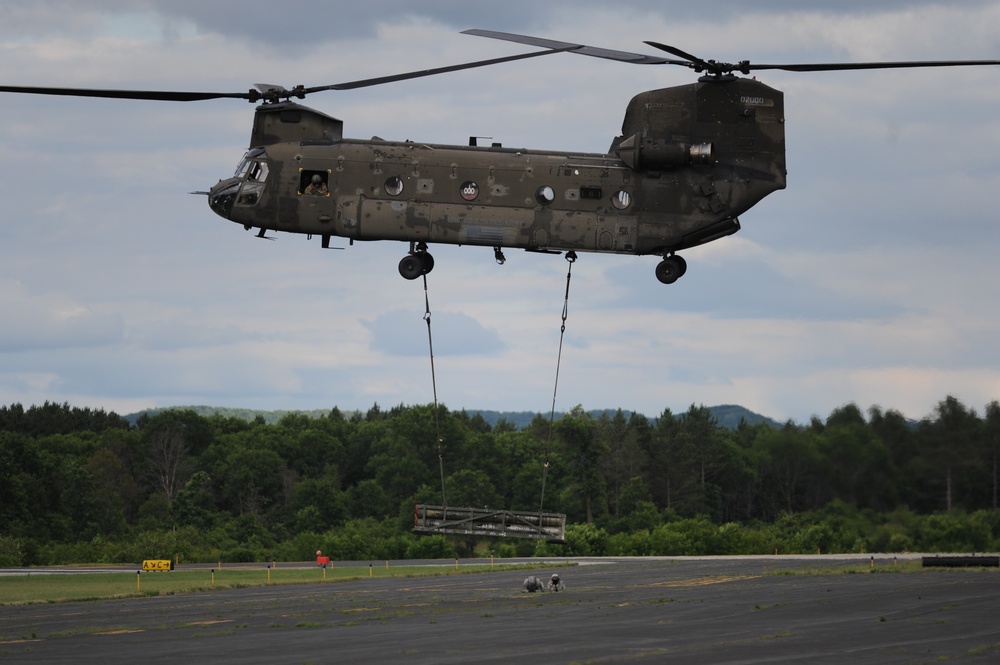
xmin=546 ymin=573 xmax=565 ymax=592
xmin=304 ymin=173 xmax=329 ymax=196
xmin=522 ymin=575 xmax=545 ymax=593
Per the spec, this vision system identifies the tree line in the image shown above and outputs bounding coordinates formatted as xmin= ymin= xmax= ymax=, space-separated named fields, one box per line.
xmin=1 ymin=396 xmax=999 ymax=566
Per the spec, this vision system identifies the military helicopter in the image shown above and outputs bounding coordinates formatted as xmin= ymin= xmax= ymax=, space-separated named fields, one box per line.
xmin=3 ymin=30 xmax=998 ymax=284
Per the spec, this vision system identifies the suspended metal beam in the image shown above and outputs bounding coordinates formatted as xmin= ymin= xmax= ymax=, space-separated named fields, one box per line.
xmin=414 ymin=504 xmax=566 ymax=543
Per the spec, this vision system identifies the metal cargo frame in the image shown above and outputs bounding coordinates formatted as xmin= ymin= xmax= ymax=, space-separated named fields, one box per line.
xmin=413 ymin=504 xmax=566 ymax=543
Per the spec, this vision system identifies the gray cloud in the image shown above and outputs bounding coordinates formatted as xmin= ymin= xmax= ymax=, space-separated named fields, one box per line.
xmin=365 ymin=309 xmax=505 ymax=357
xmin=1 ymin=1 xmax=999 ymax=422
xmin=0 ymin=283 xmax=125 ymax=353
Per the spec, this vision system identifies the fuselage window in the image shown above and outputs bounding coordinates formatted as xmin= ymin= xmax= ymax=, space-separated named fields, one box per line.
xmin=612 ymin=190 xmax=632 ymax=210
xmin=385 ymin=176 xmax=404 ymax=196
xmin=300 ymin=169 xmax=330 ymax=196
xmin=536 ymin=185 xmax=555 ymax=205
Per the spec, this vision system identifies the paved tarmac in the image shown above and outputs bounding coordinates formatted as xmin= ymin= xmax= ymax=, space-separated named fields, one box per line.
xmin=2 ymin=555 xmax=999 ymax=664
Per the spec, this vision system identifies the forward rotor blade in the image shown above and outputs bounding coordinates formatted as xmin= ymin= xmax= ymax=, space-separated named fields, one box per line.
xmin=0 ymin=46 xmax=571 ymax=102
xmin=0 ymin=85 xmax=252 ymax=102
xmin=309 ymin=46 xmax=572 ymax=92
xmin=463 ymin=29 xmax=685 ymax=66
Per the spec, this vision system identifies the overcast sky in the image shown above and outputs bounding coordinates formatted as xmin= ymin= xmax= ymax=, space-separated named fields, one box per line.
xmin=1 ymin=1 xmax=999 ymax=424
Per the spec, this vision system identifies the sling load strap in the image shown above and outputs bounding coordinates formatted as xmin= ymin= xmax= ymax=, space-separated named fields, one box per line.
xmin=540 ymin=251 xmax=577 ymax=512
xmin=422 ymin=273 xmax=447 ymax=507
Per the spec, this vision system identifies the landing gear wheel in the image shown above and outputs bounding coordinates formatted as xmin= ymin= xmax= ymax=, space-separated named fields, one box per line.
xmin=398 ymin=252 xmax=435 ymax=280
xmin=399 ymin=255 xmax=424 ymax=280
xmin=655 ymin=255 xmax=687 ymax=284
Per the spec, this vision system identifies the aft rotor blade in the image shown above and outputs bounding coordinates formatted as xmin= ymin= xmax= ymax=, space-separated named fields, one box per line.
xmin=309 ymin=46 xmax=572 ymax=92
xmin=643 ymin=40 xmax=719 ymax=73
xmin=748 ymin=60 xmax=1000 ymax=72
xmin=467 ymin=29 xmax=1000 ymax=77
xmin=0 ymin=85 xmax=252 ymax=102
xmin=463 ymin=29 xmax=686 ymax=66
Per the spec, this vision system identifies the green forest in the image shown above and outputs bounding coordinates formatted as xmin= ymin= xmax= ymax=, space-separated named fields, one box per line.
xmin=2 ymin=396 xmax=999 ymax=567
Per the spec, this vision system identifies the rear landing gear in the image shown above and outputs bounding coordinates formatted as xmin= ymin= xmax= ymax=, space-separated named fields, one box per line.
xmin=399 ymin=242 xmax=434 ymax=280
xmin=655 ymin=254 xmax=687 ymax=284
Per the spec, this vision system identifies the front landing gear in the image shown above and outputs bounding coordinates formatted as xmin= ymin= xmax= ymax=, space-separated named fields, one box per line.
xmin=655 ymin=254 xmax=687 ymax=284
xmin=399 ymin=242 xmax=434 ymax=280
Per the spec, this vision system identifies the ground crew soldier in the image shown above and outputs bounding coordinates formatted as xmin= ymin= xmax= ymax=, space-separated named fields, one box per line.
xmin=546 ymin=573 xmax=564 ymax=592
xmin=522 ymin=575 xmax=545 ymax=592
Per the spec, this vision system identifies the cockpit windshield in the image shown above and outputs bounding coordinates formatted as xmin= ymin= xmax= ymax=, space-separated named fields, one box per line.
xmin=234 ymin=154 xmax=252 ymax=179
xmin=234 ymin=147 xmax=268 ymax=179
xmin=234 ymin=148 xmax=270 ymax=207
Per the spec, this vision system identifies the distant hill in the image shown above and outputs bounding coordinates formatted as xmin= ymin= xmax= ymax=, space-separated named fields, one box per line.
xmin=707 ymin=404 xmax=784 ymax=429
xmin=470 ymin=405 xmax=781 ymax=430
xmin=123 ymin=406 xmax=339 ymax=426
xmin=125 ymin=404 xmax=781 ymax=430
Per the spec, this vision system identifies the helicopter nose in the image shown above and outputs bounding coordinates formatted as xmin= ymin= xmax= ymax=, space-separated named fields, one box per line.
xmin=208 ymin=178 xmax=241 ymax=218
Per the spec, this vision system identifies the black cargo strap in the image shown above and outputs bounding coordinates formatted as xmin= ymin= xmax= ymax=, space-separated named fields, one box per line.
xmin=422 ymin=273 xmax=447 ymax=507
xmin=540 ymin=251 xmax=576 ymax=512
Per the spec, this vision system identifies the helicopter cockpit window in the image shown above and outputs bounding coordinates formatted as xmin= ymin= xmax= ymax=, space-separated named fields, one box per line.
xmin=234 ymin=148 xmax=267 ymax=179
xmin=236 ymin=160 xmax=270 ymax=207
xmin=234 ymin=154 xmax=252 ymax=179
xmin=248 ymin=161 xmax=269 ymax=182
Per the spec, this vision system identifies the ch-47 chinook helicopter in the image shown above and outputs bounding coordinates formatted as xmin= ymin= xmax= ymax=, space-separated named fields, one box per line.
xmin=3 ymin=30 xmax=999 ymax=284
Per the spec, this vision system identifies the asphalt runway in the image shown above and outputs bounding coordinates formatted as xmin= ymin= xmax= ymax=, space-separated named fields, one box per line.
xmin=2 ymin=555 xmax=999 ymax=664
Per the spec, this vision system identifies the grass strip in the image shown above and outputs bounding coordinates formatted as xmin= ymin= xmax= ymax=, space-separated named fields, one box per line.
xmin=0 ymin=563 xmax=559 ymax=606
